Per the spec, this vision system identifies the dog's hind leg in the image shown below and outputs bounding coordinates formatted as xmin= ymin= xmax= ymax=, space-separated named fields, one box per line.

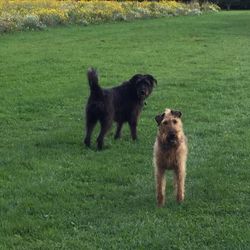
xmin=155 ymin=166 xmax=166 ymax=207
xmin=97 ymin=118 xmax=112 ymax=150
xmin=114 ymin=122 xmax=123 ymax=139
xmin=84 ymin=115 xmax=97 ymax=147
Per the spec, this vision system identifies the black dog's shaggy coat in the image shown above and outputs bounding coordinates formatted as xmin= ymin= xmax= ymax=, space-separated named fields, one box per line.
xmin=84 ymin=68 xmax=157 ymax=150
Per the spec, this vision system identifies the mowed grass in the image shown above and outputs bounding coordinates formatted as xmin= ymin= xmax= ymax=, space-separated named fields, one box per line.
xmin=1 ymin=11 xmax=250 ymax=249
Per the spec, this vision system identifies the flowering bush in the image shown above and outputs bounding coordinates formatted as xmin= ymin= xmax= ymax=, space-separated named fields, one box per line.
xmin=0 ymin=0 xmax=219 ymax=33
xmin=22 ymin=14 xmax=45 ymax=30
xmin=201 ymin=2 xmax=221 ymax=12
xmin=34 ymin=9 xmax=67 ymax=26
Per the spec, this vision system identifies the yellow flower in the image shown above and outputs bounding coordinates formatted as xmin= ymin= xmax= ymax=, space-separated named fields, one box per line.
xmin=0 ymin=0 xmax=219 ymax=33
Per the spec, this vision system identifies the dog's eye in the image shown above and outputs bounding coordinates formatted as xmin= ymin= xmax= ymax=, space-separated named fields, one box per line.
xmin=162 ymin=121 xmax=168 ymax=125
xmin=172 ymin=119 xmax=177 ymax=124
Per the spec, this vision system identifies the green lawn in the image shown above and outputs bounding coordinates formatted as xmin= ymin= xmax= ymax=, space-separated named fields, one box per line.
xmin=1 ymin=11 xmax=250 ymax=249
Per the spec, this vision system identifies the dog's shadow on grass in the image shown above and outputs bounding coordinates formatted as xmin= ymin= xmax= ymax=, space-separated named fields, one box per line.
xmin=81 ymin=144 xmax=112 ymax=152
xmin=92 ymin=193 xmax=190 ymax=223
xmin=81 ymin=132 xmax=141 ymax=152
xmin=34 ymin=138 xmax=79 ymax=150
xmin=127 ymin=192 xmax=189 ymax=213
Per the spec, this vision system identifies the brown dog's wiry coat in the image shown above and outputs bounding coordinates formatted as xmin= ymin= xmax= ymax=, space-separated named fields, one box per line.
xmin=153 ymin=108 xmax=188 ymax=207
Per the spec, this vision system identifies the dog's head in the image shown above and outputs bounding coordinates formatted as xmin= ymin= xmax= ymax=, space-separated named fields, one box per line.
xmin=129 ymin=74 xmax=157 ymax=100
xmin=155 ymin=109 xmax=183 ymax=146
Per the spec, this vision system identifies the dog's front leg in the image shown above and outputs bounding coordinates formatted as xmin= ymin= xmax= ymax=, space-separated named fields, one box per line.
xmin=155 ymin=166 xmax=166 ymax=207
xmin=128 ymin=120 xmax=137 ymax=140
xmin=175 ymin=162 xmax=186 ymax=203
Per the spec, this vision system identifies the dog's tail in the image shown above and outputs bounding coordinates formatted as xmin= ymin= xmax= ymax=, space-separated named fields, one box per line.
xmin=87 ymin=68 xmax=102 ymax=96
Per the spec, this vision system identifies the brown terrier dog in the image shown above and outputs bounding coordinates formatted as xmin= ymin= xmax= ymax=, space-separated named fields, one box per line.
xmin=153 ymin=108 xmax=188 ymax=207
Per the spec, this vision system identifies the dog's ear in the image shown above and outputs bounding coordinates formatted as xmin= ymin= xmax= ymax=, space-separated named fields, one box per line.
xmin=155 ymin=113 xmax=165 ymax=125
xmin=145 ymin=74 xmax=157 ymax=86
xmin=171 ymin=110 xmax=182 ymax=118
xmin=129 ymin=74 xmax=143 ymax=84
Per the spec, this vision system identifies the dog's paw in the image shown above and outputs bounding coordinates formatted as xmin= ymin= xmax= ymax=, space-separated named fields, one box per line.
xmin=84 ymin=138 xmax=91 ymax=147
xmin=176 ymin=193 xmax=184 ymax=203
xmin=114 ymin=134 xmax=121 ymax=140
xmin=97 ymin=142 xmax=103 ymax=150
xmin=157 ymin=194 xmax=165 ymax=208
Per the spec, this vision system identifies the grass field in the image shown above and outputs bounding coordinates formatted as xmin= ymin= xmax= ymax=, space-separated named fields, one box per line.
xmin=1 ymin=11 xmax=250 ymax=249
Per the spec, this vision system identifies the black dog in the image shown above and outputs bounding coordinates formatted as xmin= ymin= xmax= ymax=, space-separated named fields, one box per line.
xmin=84 ymin=68 xmax=157 ymax=150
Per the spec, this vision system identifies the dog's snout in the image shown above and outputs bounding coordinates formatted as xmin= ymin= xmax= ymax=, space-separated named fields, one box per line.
xmin=140 ymin=90 xmax=146 ymax=95
xmin=168 ymin=130 xmax=176 ymax=140
xmin=168 ymin=129 xmax=175 ymax=135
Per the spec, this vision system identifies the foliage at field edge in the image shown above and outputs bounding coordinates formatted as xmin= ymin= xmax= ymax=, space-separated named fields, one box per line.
xmin=0 ymin=0 xmax=219 ymax=33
